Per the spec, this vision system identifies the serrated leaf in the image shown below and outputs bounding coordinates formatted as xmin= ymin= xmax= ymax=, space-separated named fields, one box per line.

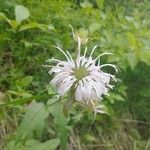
xmin=15 ymin=101 xmax=49 ymax=143
xmin=15 ymin=5 xmax=30 ymax=24
xmin=49 ymin=101 xmax=68 ymax=150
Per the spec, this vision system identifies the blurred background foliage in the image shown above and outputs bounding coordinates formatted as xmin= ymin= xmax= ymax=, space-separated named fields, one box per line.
xmin=0 ymin=0 xmax=150 ymax=149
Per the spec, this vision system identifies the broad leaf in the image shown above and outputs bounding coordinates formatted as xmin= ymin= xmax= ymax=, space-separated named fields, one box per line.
xmin=48 ymin=100 xmax=69 ymax=150
xmin=127 ymin=53 xmax=139 ymax=70
xmin=140 ymin=51 xmax=150 ymax=65
xmin=25 ymin=138 xmax=60 ymax=150
xmin=15 ymin=5 xmax=30 ymax=24
xmin=15 ymin=101 xmax=49 ymax=143
xmin=5 ymin=138 xmax=60 ymax=150
xmin=96 ymin=0 xmax=104 ymax=9
xmin=89 ymin=23 xmax=101 ymax=34
xmin=15 ymin=76 xmax=33 ymax=88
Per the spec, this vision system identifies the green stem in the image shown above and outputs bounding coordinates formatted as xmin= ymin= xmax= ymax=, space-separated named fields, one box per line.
xmin=63 ymin=89 xmax=75 ymax=117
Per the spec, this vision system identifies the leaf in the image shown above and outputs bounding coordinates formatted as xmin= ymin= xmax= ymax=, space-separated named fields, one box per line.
xmin=113 ymin=94 xmax=125 ymax=102
xmin=84 ymin=134 xmax=96 ymax=142
xmin=6 ymin=0 xmax=17 ymax=7
xmin=15 ymin=5 xmax=30 ymax=24
xmin=107 ymin=93 xmax=125 ymax=104
xmin=15 ymin=101 xmax=49 ymax=143
xmin=96 ymin=0 xmax=104 ymax=9
xmin=0 ymin=12 xmax=18 ymax=28
xmin=15 ymin=76 xmax=33 ymax=88
xmin=25 ymin=138 xmax=60 ymax=150
xmin=80 ymin=1 xmax=93 ymax=8
xmin=140 ymin=51 xmax=150 ymax=65
xmin=127 ymin=53 xmax=139 ymax=70
xmin=5 ymin=139 xmax=60 ymax=150
xmin=126 ymin=32 xmax=138 ymax=50
xmin=19 ymin=22 xmax=51 ymax=31
xmin=89 ymin=23 xmax=101 ymax=34
xmin=0 ymin=94 xmax=52 ymax=108
xmin=47 ymin=96 xmax=59 ymax=106
xmin=5 ymin=141 xmax=23 ymax=150
xmin=48 ymin=101 xmax=69 ymax=150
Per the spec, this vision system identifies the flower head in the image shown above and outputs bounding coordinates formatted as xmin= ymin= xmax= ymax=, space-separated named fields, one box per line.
xmin=47 ymin=37 xmax=118 ymax=106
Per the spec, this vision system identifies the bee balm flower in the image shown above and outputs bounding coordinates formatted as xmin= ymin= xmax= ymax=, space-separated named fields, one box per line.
xmin=47 ymin=37 xmax=118 ymax=105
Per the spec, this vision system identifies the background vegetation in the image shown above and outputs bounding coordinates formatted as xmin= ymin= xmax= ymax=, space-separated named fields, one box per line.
xmin=0 ymin=0 xmax=150 ymax=149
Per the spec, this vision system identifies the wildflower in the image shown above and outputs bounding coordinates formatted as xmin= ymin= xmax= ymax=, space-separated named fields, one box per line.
xmin=47 ymin=37 xmax=118 ymax=109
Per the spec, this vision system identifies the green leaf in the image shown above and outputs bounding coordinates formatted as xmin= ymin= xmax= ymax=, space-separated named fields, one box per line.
xmin=84 ymin=134 xmax=96 ymax=142
xmin=5 ymin=139 xmax=60 ymax=150
xmin=15 ymin=5 xmax=30 ymax=24
xmin=127 ymin=53 xmax=139 ymax=70
xmin=80 ymin=1 xmax=93 ymax=8
xmin=15 ymin=101 xmax=49 ymax=143
xmin=15 ymin=76 xmax=33 ymax=88
xmin=0 ymin=12 xmax=18 ymax=28
xmin=5 ymin=141 xmax=23 ymax=150
xmin=25 ymin=138 xmax=60 ymax=150
xmin=140 ymin=51 xmax=150 ymax=65
xmin=48 ymin=101 xmax=68 ymax=150
xmin=0 ymin=94 xmax=52 ymax=108
xmin=107 ymin=93 xmax=125 ymax=104
xmin=126 ymin=32 xmax=138 ymax=50
xmin=19 ymin=22 xmax=52 ymax=31
xmin=47 ymin=96 xmax=59 ymax=106
xmin=96 ymin=0 xmax=104 ymax=9
xmin=113 ymin=94 xmax=125 ymax=102
xmin=89 ymin=23 xmax=101 ymax=34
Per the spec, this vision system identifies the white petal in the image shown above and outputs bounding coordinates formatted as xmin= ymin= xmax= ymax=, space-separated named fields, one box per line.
xmin=76 ymin=57 xmax=81 ymax=69
xmin=100 ymin=72 xmax=116 ymax=82
xmin=82 ymin=78 xmax=92 ymax=101
xmin=50 ymin=73 xmax=71 ymax=86
xmin=75 ymin=83 xmax=82 ymax=101
xmin=80 ymin=57 xmax=87 ymax=66
xmin=100 ymin=64 xmax=119 ymax=73
xmin=48 ymin=67 xmax=62 ymax=74
xmin=58 ymin=78 xmax=76 ymax=96
xmin=89 ymin=45 xmax=97 ymax=58
xmin=95 ymin=52 xmax=113 ymax=61
xmin=84 ymin=60 xmax=93 ymax=68
xmin=53 ymin=46 xmax=70 ymax=61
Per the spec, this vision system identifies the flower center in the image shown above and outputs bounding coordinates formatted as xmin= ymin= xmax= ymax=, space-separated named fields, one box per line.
xmin=73 ymin=67 xmax=88 ymax=80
